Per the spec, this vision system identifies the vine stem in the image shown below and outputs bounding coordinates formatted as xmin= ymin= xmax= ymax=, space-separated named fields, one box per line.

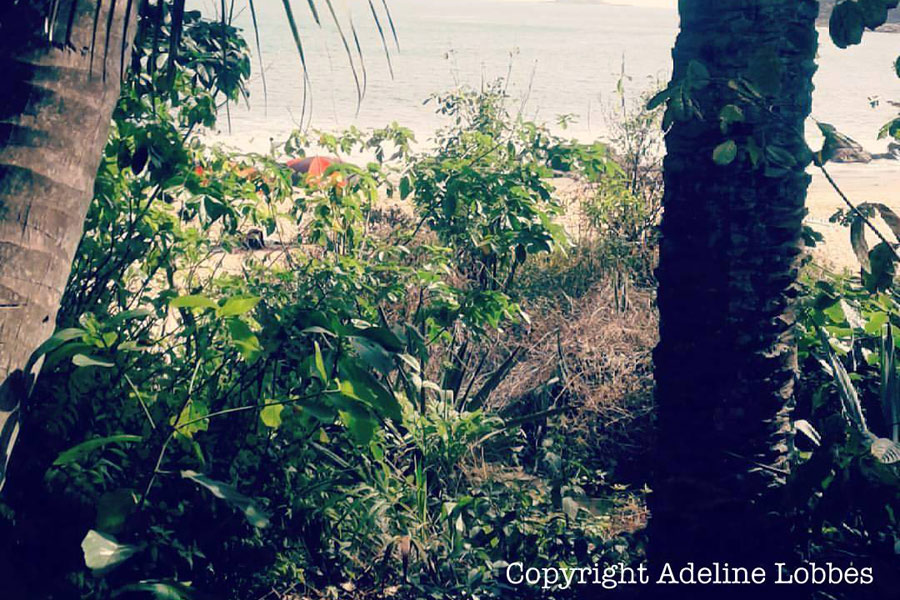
xmin=817 ymin=163 xmax=900 ymax=263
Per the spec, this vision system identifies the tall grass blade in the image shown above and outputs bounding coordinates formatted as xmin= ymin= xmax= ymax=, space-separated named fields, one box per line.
xmin=467 ymin=348 xmax=521 ymax=411
xmin=819 ymin=328 xmax=868 ymax=434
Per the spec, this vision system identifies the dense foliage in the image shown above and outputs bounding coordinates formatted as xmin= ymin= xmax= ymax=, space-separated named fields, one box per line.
xmin=0 ymin=11 xmax=656 ymax=600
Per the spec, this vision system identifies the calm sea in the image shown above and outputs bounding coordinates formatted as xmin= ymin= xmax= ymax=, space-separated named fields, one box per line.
xmin=198 ymin=0 xmax=900 ymax=155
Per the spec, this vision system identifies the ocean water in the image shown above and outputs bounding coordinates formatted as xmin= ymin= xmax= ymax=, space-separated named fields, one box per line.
xmin=198 ymin=0 xmax=900 ymax=155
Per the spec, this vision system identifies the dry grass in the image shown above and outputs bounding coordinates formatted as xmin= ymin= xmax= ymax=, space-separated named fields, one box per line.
xmin=495 ymin=276 xmax=658 ymax=482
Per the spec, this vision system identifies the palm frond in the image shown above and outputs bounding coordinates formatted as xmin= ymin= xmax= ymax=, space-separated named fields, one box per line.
xmin=380 ymin=0 xmax=399 ymax=49
xmin=246 ymin=0 xmax=268 ymax=113
xmin=281 ymin=0 xmax=313 ymax=129
xmin=306 ymin=0 xmax=322 ymax=26
xmin=33 ymin=0 xmax=398 ymax=137
xmin=368 ymin=0 xmax=394 ymax=79
xmin=323 ymin=0 xmax=364 ymax=110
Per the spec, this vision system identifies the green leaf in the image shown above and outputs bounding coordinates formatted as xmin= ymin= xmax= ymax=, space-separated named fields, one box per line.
xmin=340 ymin=410 xmax=376 ymax=444
xmin=26 ymin=328 xmax=86 ymax=371
xmin=850 ymin=215 xmax=871 ymax=271
xmin=718 ymin=104 xmax=744 ymax=131
xmin=646 ymin=87 xmax=671 ymax=111
xmin=399 ymin=175 xmax=411 ymax=199
xmin=170 ymin=295 xmax=218 ymax=310
xmin=72 ymin=354 xmax=114 ymax=368
xmin=260 ymin=403 xmax=284 ymax=428
xmin=181 ymin=470 xmax=270 ymax=528
xmin=97 ymin=489 xmax=137 ymax=534
xmin=685 ymin=59 xmax=709 ymax=89
xmin=226 ymin=318 xmax=261 ymax=360
xmin=54 ymin=435 xmax=143 ymax=466
xmin=109 ymin=308 xmax=152 ymax=325
xmin=338 ymin=360 xmax=402 ymax=420
xmin=217 ymin=295 xmax=260 ymax=318
xmin=314 ymin=341 xmax=328 ymax=381
xmin=712 ymin=140 xmax=738 ymax=165
xmin=858 ymin=0 xmax=889 ymax=29
xmin=830 ymin=1 xmax=865 ymax=48
xmin=81 ymin=530 xmax=139 ymax=572
xmin=765 ymin=145 xmax=798 ymax=169
xmin=113 ymin=581 xmax=196 ymax=600
xmin=863 ymin=242 xmax=897 ymax=292
xmin=172 ymin=400 xmax=210 ymax=437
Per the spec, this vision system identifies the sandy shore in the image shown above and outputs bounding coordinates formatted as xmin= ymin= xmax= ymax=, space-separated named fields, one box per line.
xmin=200 ymin=158 xmax=899 ymax=280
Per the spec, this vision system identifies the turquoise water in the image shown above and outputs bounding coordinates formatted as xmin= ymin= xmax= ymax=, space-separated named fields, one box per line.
xmin=197 ymin=0 xmax=900 ymax=154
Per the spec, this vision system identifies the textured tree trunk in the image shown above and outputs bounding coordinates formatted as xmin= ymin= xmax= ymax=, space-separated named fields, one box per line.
xmin=650 ymin=0 xmax=818 ymax=592
xmin=0 ymin=1 xmax=136 ymax=488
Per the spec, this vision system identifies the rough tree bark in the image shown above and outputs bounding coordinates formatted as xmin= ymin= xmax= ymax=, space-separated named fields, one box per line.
xmin=650 ymin=0 xmax=818 ymax=592
xmin=0 ymin=0 xmax=137 ymax=488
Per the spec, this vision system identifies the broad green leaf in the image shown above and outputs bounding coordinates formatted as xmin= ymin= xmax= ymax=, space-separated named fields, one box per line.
xmin=712 ymin=140 xmax=737 ymax=165
xmin=109 ymin=308 xmax=152 ymax=325
xmin=338 ymin=360 xmax=401 ymax=420
xmin=260 ymin=403 xmax=284 ymax=428
xmin=27 ymin=328 xmax=86 ymax=368
xmin=181 ymin=470 xmax=270 ymax=528
xmin=718 ymin=104 xmax=744 ymax=131
xmin=172 ymin=400 xmax=210 ymax=437
xmin=217 ymin=295 xmax=261 ymax=318
xmin=81 ymin=530 xmax=139 ymax=572
xmin=54 ymin=435 xmax=143 ymax=466
xmin=352 ymin=326 xmax=405 ymax=352
xmin=340 ymin=410 xmax=376 ymax=444
xmin=226 ymin=318 xmax=261 ymax=360
xmin=170 ymin=295 xmax=218 ymax=310
xmin=72 ymin=354 xmax=114 ymax=368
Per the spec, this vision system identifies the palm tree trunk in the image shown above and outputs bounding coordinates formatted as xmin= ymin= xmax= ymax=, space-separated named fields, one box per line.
xmin=650 ymin=0 xmax=818 ymax=586
xmin=0 ymin=1 xmax=136 ymax=487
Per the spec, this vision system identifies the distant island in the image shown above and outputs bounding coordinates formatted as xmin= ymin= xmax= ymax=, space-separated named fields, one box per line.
xmin=818 ymin=0 xmax=900 ymax=32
